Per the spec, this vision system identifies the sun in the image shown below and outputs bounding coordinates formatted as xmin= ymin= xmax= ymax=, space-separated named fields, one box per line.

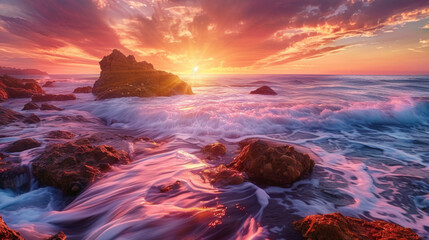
xmin=193 ymin=66 xmax=199 ymax=73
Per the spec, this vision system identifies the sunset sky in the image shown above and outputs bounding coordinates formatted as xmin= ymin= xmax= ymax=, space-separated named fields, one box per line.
xmin=0 ymin=0 xmax=428 ymax=75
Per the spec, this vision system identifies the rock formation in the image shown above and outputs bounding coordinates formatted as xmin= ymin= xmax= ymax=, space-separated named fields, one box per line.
xmin=92 ymin=49 xmax=193 ymax=100
xmin=0 ymin=215 xmax=23 ymax=240
xmin=23 ymin=114 xmax=41 ymax=124
xmin=46 ymin=130 xmax=75 ymax=139
xmin=229 ymin=140 xmax=314 ymax=186
xmin=250 ymin=86 xmax=277 ymax=95
xmin=0 ymin=107 xmax=23 ymax=125
xmin=40 ymin=103 xmax=63 ymax=111
xmin=201 ymin=142 xmax=227 ymax=159
xmin=4 ymin=138 xmax=41 ymax=152
xmin=22 ymin=102 xmax=40 ymax=110
xmin=32 ymin=140 xmax=130 ymax=195
xmin=73 ymin=86 xmax=93 ymax=93
xmin=294 ymin=212 xmax=422 ymax=240
xmin=32 ymin=94 xmax=76 ymax=102
xmin=0 ymin=75 xmax=45 ymax=100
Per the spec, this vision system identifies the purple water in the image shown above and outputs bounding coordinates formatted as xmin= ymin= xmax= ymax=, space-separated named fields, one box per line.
xmin=0 ymin=74 xmax=428 ymax=239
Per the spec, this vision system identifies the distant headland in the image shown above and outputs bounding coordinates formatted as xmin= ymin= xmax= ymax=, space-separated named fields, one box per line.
xmin=0 ymin=66 xmax=48 ymax=75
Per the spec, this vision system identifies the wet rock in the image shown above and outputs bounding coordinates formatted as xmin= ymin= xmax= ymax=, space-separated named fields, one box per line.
xmin=32 ymin=140 xmax=130 ymax=195
xmin=0 ymin=215 xmax=24 ymax=240
xmin=0 ymin=106 xmax=24 ymax=125
xmin=201 ymin=142 xmax=226 ymax=159
xmin=0 ymin=163 xmax=31 ymax=189
xmin=92 ymin=49 xmax=193 ymax=100
xmin=0 ymin=88 xmax=7 ymax=101
xmin=46 ymin=130 xmax=75 ymax=139
xmin=4 ymin=138 xmax=41 ymax=153
xmin=32 ymin=94 xmax=76 ymax=102
xmin=228 ymin=140 xmax=314 ymax=187
xmin=43 ymin=81 xmax=55 ymax=87
xmin=250 ymin=86 xmax=277 ymax=95
xmin=23 ymin=114 xmax=41 ymax=124
xmin=294 ymin=212 xmax=423 ymax=240
xmin=40 ymin=103 xmax=63 ymax=111
xmin=202 ymin=165 xmax=245 ymax=186
xmin=160 ymin=180 xmax=182 ymax=193
xmin=46 ymin=231 xmax=66 ymax=240
xmin=22 ymin=102 xmax=40 ymax=110
xmin=0 ymin=75 xmax=45 ymax=99
xmin=73 ymin=86 xmax=93 ymax=93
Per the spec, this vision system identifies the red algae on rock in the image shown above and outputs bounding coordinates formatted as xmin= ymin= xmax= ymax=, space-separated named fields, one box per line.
xmin=229 ymin=140 xmax=314 ymax=187
xmin=32 ymin=140 xmax=131 ymax=195
xmin=0 ymin=215 xmax=23 ymax=240
xmin=201 ymin=142 xmax=227 ymax=159
xmin=294 ymin=212 xmax=422 ymax=240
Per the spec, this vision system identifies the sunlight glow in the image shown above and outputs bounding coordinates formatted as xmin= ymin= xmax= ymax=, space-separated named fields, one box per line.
xmin=193 ymin=66 xmax=199 ymax=73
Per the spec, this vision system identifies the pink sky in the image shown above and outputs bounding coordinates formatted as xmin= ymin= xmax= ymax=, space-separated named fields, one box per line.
xmin=0 ymin=0 xmax=428 ymax=74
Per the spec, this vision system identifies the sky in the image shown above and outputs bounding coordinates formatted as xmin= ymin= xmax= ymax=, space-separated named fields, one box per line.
xmin=0 ymin=0 xmax=428 ymax=75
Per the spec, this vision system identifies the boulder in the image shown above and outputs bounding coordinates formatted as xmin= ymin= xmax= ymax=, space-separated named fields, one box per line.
xmin=0 ymin=162 xmax=31 ymax=189
xmin=73 ymin=86 xmax=93 ymax=93
xmin=250 ymin=86 xmax=277 ymax=95
xmin=92 ymin=49 xmax=193 ymax=100
xmin=23 ymin=114 xmax=41 ymax=124
xmin=0 ymin=87 xmax=7 ymax=101
xmin=46 ymin=130 xmax=75 ymax=139
xmin=201 ymin=165 xmax=245 ymax=186
xmin=0 ymin=215 xmax=23 ymax=240
xmin=0 ymin=106 xmax=24 ymax=125
xmin=201 ymin=142 xmax=226 ymax=159
xmin=0 ymin=75 xmax=45 ymax=98
xmin=4 ymin=138 xmax=41 ymax=153
xmin=294 ymin=212 xmax=422 ymax=240
xmin=43 ymin=81 xmax=55 ymax=87
xmin=32 ymin=140 xmax=130 ymax=195
xmin=22 ymin=102 xmax=40 ymax=110
xmin=32 ymin=94 xmax=76 ymax=102
xmin=46 ymin=231 xmax=67 ymax=240
xmin=228 ymin=140 xmax=314 ymax=187
xmin=160 ymin=180 xmax=182 ymax=193
xmin=40 ymin=103 xmax=63 ymax=111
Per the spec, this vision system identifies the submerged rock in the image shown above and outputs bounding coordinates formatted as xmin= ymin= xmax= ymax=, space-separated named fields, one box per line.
xmin=294 ymin=212 xmax=422 ymax=240
xmin=92 ymin=49 xmax=193 ymax=100
xmin=43 ymin=81 xmax=55 ymax=87
xmin=202 ymin=165 xmax=245 ymax=186
xmin=40 ymin=103 xmax=63 ymax=111
xmin=4 ymin=138 xmax=41 ymax=152
xmin=0 ymin=215 xmax=23 ymax=240
xmin=201 ymin=142 xmax=226 ymax=159
xmin=0 ymin=106 xmax=24 ymax=125
xmin=46 ymin=231 xmax=67 ymax=240
xmin=32 ymin=140 xmax=130 ymax=195
xmin=46 ymin=130 xmax=75 ymax=139
xmin=228 ymin=140 xmax=314 ymax=187
xmin=22 ymin=102 xmax=40 ymax=110
xmin=23 ymin=114 xmax=41 ymax=124
xmin=73 ymin=86 xmax=93 ymax=93
xmin=0 ymin=163 xmax=31 ymax=189
xmin=32 ymin=94 xmax=76 ymax=102
xmin=250 ymin=86 xmax=277 ymax=95
xmin=160 ymin=180 xmax=182 ymax=193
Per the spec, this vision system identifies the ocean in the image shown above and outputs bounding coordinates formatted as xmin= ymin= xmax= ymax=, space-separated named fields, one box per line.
xmin=0 ymin=74 xmax=428 ymax=239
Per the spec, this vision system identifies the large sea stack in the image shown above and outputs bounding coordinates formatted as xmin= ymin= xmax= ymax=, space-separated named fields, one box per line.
xmin=92 ymin=49 xmax=193 ymax=100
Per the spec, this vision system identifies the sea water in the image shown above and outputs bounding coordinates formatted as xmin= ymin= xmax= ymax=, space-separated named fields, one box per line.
xmin=0 ymin=74 xmax=428 ymax=239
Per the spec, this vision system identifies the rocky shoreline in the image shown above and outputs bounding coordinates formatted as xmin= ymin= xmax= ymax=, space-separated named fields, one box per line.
xmin=0 ymin=50 xmax=424 ymax=239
